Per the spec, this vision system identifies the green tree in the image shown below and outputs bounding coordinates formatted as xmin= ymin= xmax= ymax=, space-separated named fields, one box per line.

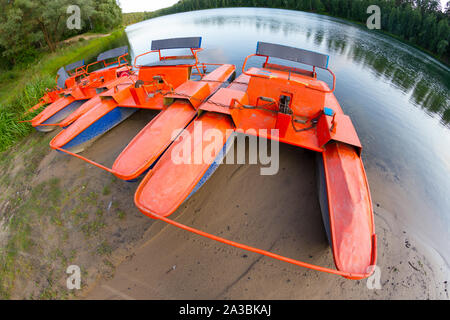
xmin=312 ymin=0 xmax=326 ymax=12
xmin=92 ymin=0 xmax=123 ymax=32
xmin=0 ymin=0 xmax=96 ymax=53
xmin=388 ymin=7 xmax=397 ymax=33
xmin=0 ymin=0 xmax=125 ymax=68
xmin=437 ymin=40 xmax=449 ymax=57
xmin=0 ymin=2 xmax=41 ymax=65
xmin=420 ymin=13 xmax=437 ymax=50
xmin=118 ymin=0 xmax=450 ymax=62
xmin=415 ymin=0 xmax=441 ymax=12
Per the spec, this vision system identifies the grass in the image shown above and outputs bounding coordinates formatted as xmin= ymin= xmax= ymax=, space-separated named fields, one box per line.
xmin=81 ymin=219 xmax=106 ymax=238
xmin=96 ymin=241 xmax=112 ymax=256
xmin=0 ymin=133 xmax=116 ymax=299
xmin=0 ymin=113 xmax=137 ymax=298
xmin=0 ymin=176 xmax=62 ymax=299
xmin=86 ymin=192 xmax=99 ymax=205
xmin=102 ymin=185 xmax=111 ymax=196
xmin=117 ymin=210 xmax=126 ymax=220
xmin=0 ymin=29 xmax=129 ymax=153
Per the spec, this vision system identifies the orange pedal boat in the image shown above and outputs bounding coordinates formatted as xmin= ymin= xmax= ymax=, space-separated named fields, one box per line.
xmin=134 ymin=42 xmax=377 ymax=279
xmin=28 ymin=46 xmax=132 ymax=132
xmin=50 ymin=37 xmax=236 ymax=177
xmin=24 ymin=59 xmax=87 ymax=116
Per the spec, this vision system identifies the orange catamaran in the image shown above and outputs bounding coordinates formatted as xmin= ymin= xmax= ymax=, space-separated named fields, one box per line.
xmin=27 ymin=46 xmax=132 ymax=132
xmin=24 ymin=59 xmax=87 ymax=116
xmin=50 ymin=37 xmax=236 ymax=166
xmin=133 ymin=42 xmax=377 ymax=279
xmin=50 ymin=40 xmax=376 ymax=279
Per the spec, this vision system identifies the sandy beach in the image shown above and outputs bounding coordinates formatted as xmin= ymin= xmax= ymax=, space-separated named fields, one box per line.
xmin=1 ymin=109 xmax=448 ymax=299
xmin=79 ymin=111 xmax=448 ymax=299
xmin=1 ymin=3 xmax=449 ymax=303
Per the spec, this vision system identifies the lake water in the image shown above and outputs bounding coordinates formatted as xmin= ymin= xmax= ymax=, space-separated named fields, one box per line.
xmin=126 ymin=8 xmax=450 ymax=264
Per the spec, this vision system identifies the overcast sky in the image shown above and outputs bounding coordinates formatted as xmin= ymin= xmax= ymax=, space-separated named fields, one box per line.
xmin=118 ymin=0 xmax=448 ymax=13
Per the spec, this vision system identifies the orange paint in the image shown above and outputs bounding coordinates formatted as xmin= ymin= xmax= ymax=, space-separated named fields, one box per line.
xmin=28 ymin=52 xmax=132 ymax=128
xmin=135 ymin=43 xmax=376 ymax=279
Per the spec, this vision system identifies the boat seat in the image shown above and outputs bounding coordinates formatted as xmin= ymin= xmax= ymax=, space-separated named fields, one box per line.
xmin=94 ymin=63 xmax=119 ymax=72
xmin=65 ymin=60 xmax=85 ymax=72
xmin=144 ymin=58 xmax=197 ymax=67
xmin=97 ymin=46 xmax=128 ymax=62
xmin=57 ymin=67 xmax=70 ymax=89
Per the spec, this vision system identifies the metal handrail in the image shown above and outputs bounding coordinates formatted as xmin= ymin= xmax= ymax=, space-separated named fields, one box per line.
xmin=85 ymin=53 xmax=129 ymax=74
xmin=242 ymin=53 xmax=336 ymax=93
xmin=134 ymin=47 xmax=204 ymax=72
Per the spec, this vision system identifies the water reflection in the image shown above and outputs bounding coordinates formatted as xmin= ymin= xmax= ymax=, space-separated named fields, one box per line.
xmin=127 ymin=8 xmax=450 ymax=263
xmin=193 ymin=11 xmax=449 ymax=125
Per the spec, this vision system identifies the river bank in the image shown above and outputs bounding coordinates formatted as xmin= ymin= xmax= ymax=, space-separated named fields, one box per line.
xmin=1 ymin=8 xmax=448 ymax=300
xmin=0 ymin=121 xmax=447 ymax=299
xmin=0 ymin=30 xmax=128 ymax=153
xmin=82 ymin=140 xmax=448 ymax=300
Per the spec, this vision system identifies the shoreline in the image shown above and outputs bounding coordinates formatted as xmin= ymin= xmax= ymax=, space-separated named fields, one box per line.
xmin=0 ymin=114 xmax=447 ymax=299
xmin=80 ymin=138 xmax=448 ymax=300
xmin=124 ymin=7 xmax=450 ymax=68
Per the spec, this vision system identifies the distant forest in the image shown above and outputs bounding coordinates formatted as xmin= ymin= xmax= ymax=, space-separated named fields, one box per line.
xmin=123 ymin=0 xmax=450 ymax=63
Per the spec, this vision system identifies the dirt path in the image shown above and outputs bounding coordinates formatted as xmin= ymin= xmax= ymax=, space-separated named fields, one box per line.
xmin=62 ymin=33 xmax=110 ymax=45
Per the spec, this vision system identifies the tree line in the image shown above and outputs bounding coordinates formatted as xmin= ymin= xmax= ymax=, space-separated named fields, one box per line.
xmin=0 ymin=0 xmax=122 ymax=69
xmin=127 ymin=0 xmax=449 ymax=62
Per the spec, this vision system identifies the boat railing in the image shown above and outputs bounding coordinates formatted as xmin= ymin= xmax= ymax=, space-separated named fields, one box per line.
xmin=134 ymin=37 xmax=205 ymax=76
xmin=242 ymin=42 xmax=336 ymax=93
xmin=85 ymin=46 xmax=130 ymax=74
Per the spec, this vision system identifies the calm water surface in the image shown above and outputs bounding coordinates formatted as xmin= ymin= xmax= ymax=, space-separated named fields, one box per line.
xmin=126 ymin=8 xmax=450 ymax=264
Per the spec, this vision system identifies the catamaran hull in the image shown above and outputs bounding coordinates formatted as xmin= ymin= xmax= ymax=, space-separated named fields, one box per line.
xmin=135 ymin=112 xmax=234 ymax=217
xmin=109 ymin=64 xmax=236 ymax=181
xmin=35 ymin=100 xmax=89 ymax=132
xmin=55 ymin=106 xmax=138 ymax=154
xmin=111 ymin=102 xmax=198 ymax=181
xmin=320 ymin=141 xmax=375 ymax=278
xmin=316 ymin=152 xmax=332 ymax=246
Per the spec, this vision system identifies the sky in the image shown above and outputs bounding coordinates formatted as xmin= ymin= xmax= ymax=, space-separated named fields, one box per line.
xmin=118 ymin=0 xmax=448 ymax=13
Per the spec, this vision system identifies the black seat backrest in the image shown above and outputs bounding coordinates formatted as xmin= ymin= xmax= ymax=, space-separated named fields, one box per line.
xmin=151 ymin=37 xmax=202 ymax=50
xmin=256 ymin=42 xmax=329 ymax=69
xmin=65 ymin=60 xmax=85 ymax=72
xmin=97 ymin=46 xmax=129 ymax=62
xmin=57 ymin=67 xmax=70 ymax=89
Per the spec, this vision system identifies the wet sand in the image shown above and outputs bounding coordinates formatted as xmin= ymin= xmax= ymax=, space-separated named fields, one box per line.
xmin=2 ymin=109 xmax=447 ymax=299
xmin=79 ymin=132 xmax=449 ymax=299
